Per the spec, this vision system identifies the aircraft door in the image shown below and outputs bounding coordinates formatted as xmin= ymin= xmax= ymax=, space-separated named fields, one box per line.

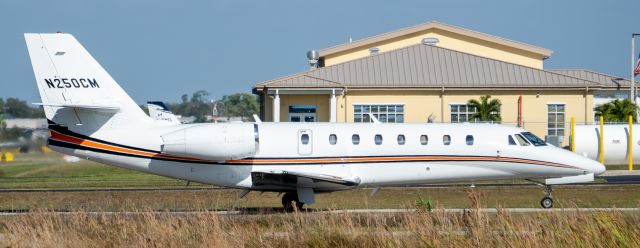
xmin=298 ymin=129 xmax=313 ymax=155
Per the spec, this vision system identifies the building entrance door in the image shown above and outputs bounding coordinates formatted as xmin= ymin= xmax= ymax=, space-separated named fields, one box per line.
xmin=288 ymin=105 xmax=316 ymax=122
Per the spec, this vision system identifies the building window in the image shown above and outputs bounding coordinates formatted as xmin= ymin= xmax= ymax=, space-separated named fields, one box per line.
xmin=443 ymin=135 xmax=451 ymax=145
xmin=329 ymin=134 xmax=337 ymax=145
xmin=450 ymin=104 xmax=477 ymax=123
xmin=354 ymin=104 xmax=404 ymax=123
xmin=548 ymin=104 xmax=565 ymax=136
xmin=397 ymin=135 xmax=405 ymax=145
xmin=352 ymin=134 xmax=360 ymax=145
xmin=466 ymin=135 xmax=474 ymax=145
xmin=420 ymin=135 xmax=428 ymax=145
xmin=450 ymin=104 xmax=500 ymax=123
xmin=375 ymin=134 xmax=383 ymax=145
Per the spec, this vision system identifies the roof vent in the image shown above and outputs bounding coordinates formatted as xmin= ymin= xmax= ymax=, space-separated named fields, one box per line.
xmin=307 ymin=50 xmax=319 ymax=70
xmin=422 ymin=37 xmax=439 ymax=46
xmin=369 ymin=47 xmax=380 ymax=55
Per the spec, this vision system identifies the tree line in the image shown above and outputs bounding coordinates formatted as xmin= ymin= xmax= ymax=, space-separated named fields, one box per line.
xmin=162 ymin=91 xmax=259 ymax=123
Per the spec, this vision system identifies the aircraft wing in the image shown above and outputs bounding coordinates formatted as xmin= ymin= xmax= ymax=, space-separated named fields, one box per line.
xmin=251 ymin=170 xmax=361 ymax=190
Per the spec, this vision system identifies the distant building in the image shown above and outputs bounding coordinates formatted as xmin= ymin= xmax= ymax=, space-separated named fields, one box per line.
xmin=253 ymin=21 xmax=631 ymax=146
xmin=3 ymin=118 xmax=47 ymax=129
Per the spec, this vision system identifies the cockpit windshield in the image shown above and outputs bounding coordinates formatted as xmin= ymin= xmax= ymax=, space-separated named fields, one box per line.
xmin=520 ymin=132 xmax=547 ymax=146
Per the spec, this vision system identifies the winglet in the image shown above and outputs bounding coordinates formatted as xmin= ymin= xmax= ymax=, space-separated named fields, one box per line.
xmin=368 ymin=113 xmax=381 ymax=124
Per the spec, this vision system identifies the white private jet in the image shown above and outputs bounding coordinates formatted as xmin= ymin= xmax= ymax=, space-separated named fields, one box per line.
xmin=25 ymin=33 xmax=605 ymax=211
xmin=147 ymin=101 xmax=181 ymax=125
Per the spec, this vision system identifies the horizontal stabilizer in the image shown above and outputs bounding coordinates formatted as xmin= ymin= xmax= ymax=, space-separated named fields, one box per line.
xmin=34 ymin=103 xmax=119 ymax=112
xmin=545 ymin=173 xmax=594 ymax=185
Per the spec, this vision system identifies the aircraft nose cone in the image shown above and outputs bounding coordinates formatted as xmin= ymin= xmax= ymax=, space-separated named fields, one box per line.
xmin=592 ymin=161 xmax=606 ymax=175
xmin=583 ymin=158 xmax=606 ymax=175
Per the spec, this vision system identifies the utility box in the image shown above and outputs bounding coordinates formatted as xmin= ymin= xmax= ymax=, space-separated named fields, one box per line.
xmin=545 ymin=135 xmax=564 ymax=147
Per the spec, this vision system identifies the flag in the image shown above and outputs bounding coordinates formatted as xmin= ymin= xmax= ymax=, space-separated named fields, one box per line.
xmin=635 ymin=53 xmax=640 ymax=77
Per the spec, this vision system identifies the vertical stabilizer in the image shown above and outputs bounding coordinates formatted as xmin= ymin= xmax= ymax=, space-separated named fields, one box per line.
xmin=24 ymin=33 xmax=150 ymax=131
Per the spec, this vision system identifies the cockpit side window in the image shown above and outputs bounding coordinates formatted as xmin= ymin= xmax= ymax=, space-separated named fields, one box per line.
xmin=514 ymin=134 xmax=530 ymax=146
xmin=521 ymin=132 xmax=547 ymax=146
xmin=508 ymin=135 xmax=517 ymax=145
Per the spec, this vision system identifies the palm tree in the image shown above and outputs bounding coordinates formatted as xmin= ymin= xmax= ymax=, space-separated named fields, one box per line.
xmin=595 ymin=99 xmax=637 ymax=122
xmin=467 ymin=95 xmax=501 ymax=122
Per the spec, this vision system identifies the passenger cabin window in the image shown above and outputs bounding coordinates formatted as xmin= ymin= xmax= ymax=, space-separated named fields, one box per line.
xmin=301 ymin=134 xmax=310 ymax=145
xmin=329 ymin=134 xmax=337 ymax=145
xmin=420 ymin=135 xmax=428 ymax=145
xmin=508 ymin=135 xmax=517 ymax=145
xmin=514 ymin=134 xmax=530 ymax=146
xmin=443 ymin=135 xmax=451 ymax=145
xmin=397 ymin=135 xmax=406 ymax=145
xmin=466 ymin=135 xmax=474 ymax=145
xmin=352 ymin=134 xmax=360 ymax=145
xmin=375 ymin=134 xmax=383 ymax=145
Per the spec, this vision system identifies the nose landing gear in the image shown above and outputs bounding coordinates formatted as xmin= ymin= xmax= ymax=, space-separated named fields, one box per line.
xmin=540 ymin=185 xmax=553 ymax=209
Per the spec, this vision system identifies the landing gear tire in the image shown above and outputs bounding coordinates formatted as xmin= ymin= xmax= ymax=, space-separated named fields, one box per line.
xmin=540 ymin=184 xmax=553 ymax=209
xmin=540 ymin=197 xmax=553 ymax=209
xmin=282 ymin=192 xmax=304 ymax=212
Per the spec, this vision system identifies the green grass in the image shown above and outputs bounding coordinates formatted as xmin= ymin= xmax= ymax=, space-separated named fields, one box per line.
xmin=0 ymin=153 xmax=209 ymax=189
xmin=1 ymin=185 xmax=639 ymax=212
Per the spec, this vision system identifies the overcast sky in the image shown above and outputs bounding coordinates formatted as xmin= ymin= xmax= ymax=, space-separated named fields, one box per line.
xmin=1 ymin=0 xmax=639 ymax=104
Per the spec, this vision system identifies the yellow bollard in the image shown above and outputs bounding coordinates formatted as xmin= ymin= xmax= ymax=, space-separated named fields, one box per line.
xmin=571 ymin=117 xmax=575 ymax=152
xmin=3 ymin=152 xmax=13 ymax=162
xmin=630 ymin=115 xmax=634 ymax=171
xmin=599 ymin=116 xmax=604 ymax=165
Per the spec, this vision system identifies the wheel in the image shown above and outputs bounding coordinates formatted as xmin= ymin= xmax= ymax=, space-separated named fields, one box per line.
xmin=540 ymin=197 xmax=553 ymax=209
xmin=281 ymin=192 xmax=304 ymax=212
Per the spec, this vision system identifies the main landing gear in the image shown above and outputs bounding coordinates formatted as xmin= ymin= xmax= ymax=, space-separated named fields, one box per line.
xmin=282 ymin=192 xmax=304 ymax=212
xmin=540 ymin=185 xmax=553 ymax=209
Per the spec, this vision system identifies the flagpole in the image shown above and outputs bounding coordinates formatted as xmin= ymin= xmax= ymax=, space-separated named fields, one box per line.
xmin=632 ymin=34 xmax=636 ymax=103
xmin=633 ymin=33 xmax=640 ymax=123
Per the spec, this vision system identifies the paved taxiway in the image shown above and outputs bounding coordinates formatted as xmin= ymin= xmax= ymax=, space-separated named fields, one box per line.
xmin=0 ymin=173 xmax=638 ymax=193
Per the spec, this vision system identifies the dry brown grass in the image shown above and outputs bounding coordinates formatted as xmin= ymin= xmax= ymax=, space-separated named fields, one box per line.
xmin=1 ymin=190 xmax=639 ymax=247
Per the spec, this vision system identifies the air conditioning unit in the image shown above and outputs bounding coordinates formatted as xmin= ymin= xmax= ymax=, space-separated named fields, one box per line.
xmin=545 ymin=135 xmax=564 ymax=147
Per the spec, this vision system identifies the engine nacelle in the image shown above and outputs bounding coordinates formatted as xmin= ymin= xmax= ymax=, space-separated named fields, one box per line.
xmin=160 ymin=123 xmax=258 ymax=161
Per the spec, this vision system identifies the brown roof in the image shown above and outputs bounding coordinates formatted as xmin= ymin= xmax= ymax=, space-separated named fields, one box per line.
xmin=318 ymin=21 xmax=553 ymax=59
xmin=549 ymin=69 xmax=631 ymax=88
xmin=255 ymin=43 xmax=601 ymax=90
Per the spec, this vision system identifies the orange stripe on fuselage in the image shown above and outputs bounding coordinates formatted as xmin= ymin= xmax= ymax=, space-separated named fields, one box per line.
xmin=225 ymin=156 xmax=574 ymax=169
xmin=49 ymin=130 xmax=210 ymax=162
xmin=48 ymin=130 xmax=575 ymax=169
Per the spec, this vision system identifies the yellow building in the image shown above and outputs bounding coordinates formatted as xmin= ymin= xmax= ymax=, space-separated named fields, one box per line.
xmin=253 ymin=21 xmax=631 ymax=147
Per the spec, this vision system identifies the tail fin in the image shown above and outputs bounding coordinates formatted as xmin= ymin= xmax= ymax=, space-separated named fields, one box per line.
xmin=147 ymin=101 xmax=182 ymax=125
xmin=24 ymin=33 xmax=150 ymax=131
